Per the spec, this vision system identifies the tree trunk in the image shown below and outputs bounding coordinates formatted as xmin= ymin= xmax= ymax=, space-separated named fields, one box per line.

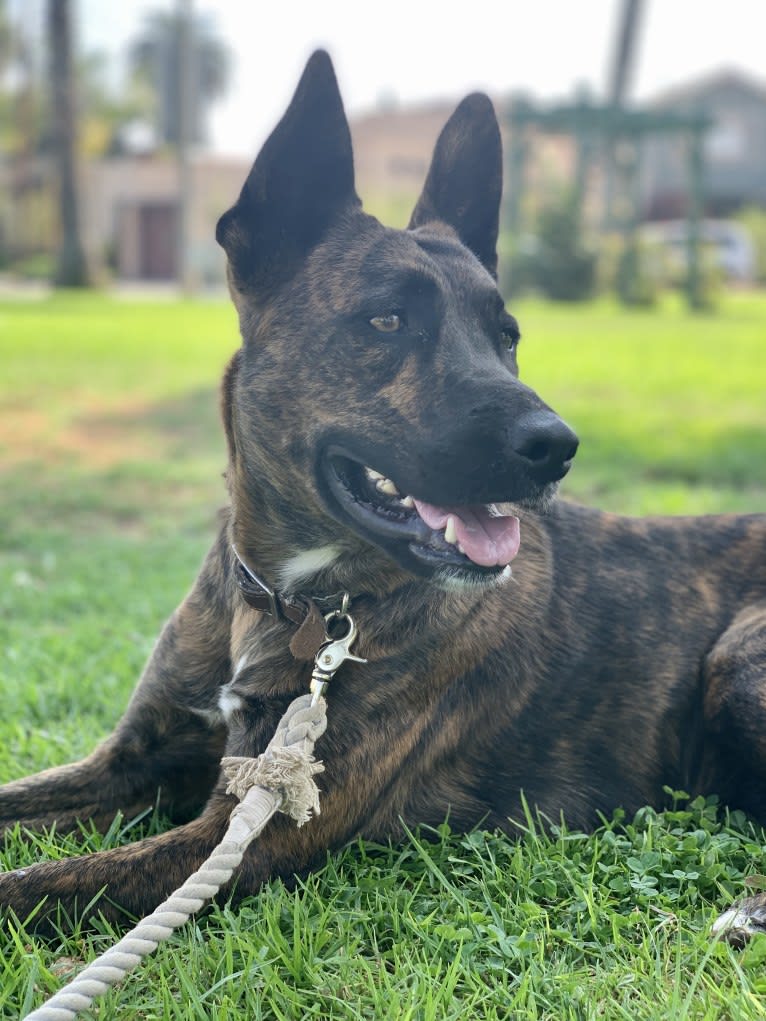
xmin=48 ymin=0 xmax=89 ymax=287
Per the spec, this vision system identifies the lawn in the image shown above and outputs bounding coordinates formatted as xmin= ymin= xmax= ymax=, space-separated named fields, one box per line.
xmin=1 ymin=291 xmax=765 ymax=1019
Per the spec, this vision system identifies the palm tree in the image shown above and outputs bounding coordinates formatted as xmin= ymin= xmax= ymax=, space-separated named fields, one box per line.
xmin=47 ymin=0 xmax=89 ymax=286
xmin=129 ymin=8 xmax=230 ymax=147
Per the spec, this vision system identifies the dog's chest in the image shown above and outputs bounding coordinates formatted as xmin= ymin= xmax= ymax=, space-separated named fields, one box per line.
xmin=216 ymin=619 xmax=309 ymax=725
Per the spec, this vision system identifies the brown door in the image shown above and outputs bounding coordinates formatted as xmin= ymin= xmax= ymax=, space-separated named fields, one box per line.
xmin=138 ymin=202 xmax=178 ymax=280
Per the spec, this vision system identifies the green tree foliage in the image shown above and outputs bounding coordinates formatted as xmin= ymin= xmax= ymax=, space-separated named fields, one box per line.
xmin=129 ymin=8 xmax=230 ymax=147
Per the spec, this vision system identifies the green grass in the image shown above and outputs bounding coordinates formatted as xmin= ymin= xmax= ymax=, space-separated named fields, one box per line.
xmin=1 ymin=291 xmax=765 ymax=1018
xmin=518 ymin=292 xmax=766 ymax=515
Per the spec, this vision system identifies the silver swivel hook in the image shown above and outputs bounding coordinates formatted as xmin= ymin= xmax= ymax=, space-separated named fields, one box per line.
xmin=310 ymin=609 xmax=367 ymax=704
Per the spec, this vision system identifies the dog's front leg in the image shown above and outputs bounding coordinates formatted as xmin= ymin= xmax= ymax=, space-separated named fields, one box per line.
xmin=0 ymin=535 xmax=233 ymax=835
xmin=0 ymin=746 xmax=360 ymax=933
xmin=0 ymin=793 xmax=237 ymax=932
xmin=0 ymin=683 xmax=373 ymax=932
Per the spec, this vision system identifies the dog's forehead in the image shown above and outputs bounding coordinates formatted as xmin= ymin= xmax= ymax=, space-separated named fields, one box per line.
xmin=306 ymin=215 xmax=496 ymax=312
xmin=366 ymin=224 xmax=498 ymax=309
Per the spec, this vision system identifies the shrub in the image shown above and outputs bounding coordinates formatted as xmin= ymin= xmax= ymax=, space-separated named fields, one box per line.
xmin=506 ymin=194 xmax=597 ymax=302
xmin=613 ymin=240 xmax=662 ymax=307
xmin=736 ymin=206 xmax=766 ymax=284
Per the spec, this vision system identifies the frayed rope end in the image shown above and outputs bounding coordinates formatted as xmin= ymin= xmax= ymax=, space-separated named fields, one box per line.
xmin=222 ymin=749 xmax=324 ymax=827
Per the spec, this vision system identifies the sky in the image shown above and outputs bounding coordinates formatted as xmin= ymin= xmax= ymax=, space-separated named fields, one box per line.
xmin=15 ymin=0 xmax=766 ymax=157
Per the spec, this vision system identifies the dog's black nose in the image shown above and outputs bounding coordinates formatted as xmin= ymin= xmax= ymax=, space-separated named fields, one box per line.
xmin=512 ymin=410 xmax=579 ymax=483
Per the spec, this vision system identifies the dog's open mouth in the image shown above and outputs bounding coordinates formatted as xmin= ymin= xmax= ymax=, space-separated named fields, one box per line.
xmin=322 ymin=452 xmax=520 ymax=577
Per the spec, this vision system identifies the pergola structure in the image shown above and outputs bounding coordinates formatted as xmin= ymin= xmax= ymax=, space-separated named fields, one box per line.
xmin=503 ymin=98 xmax=712 ymax=307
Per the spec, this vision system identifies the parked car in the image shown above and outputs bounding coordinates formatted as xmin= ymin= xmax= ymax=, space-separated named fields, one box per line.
xmin=640 ymin=220 xmax=755 ymax=281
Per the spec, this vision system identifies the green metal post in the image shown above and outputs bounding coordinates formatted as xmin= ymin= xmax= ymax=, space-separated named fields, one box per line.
xmin=686 ymin=127 xmax=704 ymax=309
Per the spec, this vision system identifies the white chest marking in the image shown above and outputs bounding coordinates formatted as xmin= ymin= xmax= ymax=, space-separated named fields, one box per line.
xmin=233 ymin=653 xmax=249 ymax=679
xmin=218 ymin=686 xmax=245 ymax=720
xmin=277 ymin=545 xmax=341 ymax=589
xmin=216 ymin=652 xmax=250 ymax=721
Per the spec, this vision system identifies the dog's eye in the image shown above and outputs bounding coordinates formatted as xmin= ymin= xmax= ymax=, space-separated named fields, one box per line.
xmin=503 ymin=330 xmax=519 ymax=354
xmin=501 ymin=318 xmax=521 ymax=354
xmin=370 ymin=313 xmax=403 ymax=334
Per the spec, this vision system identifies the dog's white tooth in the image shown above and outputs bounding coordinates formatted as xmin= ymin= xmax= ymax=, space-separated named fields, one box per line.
xmin=365 ymin=467 xmax=385 ymax=481
xmin=457 ymin=542 xmax=465 ymax=554
xmin=377 ymin=478 xmax=400 ymax=496
xmin=444 ymin=515 xmax=458 ymax=546
xmin=401 ymin=495 xmax=415 ymax=508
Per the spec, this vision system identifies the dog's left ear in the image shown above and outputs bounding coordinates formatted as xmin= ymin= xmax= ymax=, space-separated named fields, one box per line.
xmin=216 ymin=50 xmax=359 ymax=297
xmin=409 ymin=93 xmax=502 ymax=278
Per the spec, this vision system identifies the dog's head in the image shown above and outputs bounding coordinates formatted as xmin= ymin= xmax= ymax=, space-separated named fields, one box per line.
xmin=217 ymin=51 xmax=577 ymax=592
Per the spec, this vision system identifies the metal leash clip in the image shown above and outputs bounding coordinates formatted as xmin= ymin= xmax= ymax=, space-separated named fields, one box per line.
xmin=310 ymin=609 xmax=367 ymax=704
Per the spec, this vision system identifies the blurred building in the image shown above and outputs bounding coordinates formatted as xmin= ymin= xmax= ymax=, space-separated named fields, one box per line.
xmin=350 ymin=100 xmax=448 ymax=202
xmin=82 ymin=155 xmax=247 ymax=284
xmin=643 ymin=70 xmax=766 ymax=219
xmin=349 ymin=98 xmax=576 ymax=226
xmin=3 ymin=68 xmax=765 ymax=285
xmin=350 ymin=69 xmax=766 ymax=227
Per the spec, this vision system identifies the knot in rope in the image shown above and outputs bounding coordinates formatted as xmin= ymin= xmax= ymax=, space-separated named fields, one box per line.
xmin=222 ymin=693 xmax=327 ymax=826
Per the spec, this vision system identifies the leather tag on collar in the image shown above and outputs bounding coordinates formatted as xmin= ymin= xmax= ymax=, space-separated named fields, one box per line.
xmin=288 ymin=598 xmax=330 ymax=661
xmin=232 ymin=546 xmax=333 ymax=661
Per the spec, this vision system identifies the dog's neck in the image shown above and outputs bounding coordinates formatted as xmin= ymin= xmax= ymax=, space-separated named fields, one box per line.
xmin=232 ymin=542 xmax=350 ymax=621
xmin=231 ymin=542 xmax=361 ymax=664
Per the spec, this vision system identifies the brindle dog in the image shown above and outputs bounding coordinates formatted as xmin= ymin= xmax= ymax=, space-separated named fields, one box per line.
xmin=2 ymin=51 xmax=765 ymax=939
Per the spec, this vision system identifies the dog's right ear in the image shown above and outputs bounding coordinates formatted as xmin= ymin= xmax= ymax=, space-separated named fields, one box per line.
xmin=216 ymin=50 xmax=359 ymax=297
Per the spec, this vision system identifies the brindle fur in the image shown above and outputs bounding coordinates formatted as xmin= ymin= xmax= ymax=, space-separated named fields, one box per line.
xmin=1 ymin=52 xmax=765 ymax=934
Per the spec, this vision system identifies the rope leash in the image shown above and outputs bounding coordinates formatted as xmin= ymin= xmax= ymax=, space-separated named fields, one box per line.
xmin=23 ymin=693 xmax=327 ymax=1021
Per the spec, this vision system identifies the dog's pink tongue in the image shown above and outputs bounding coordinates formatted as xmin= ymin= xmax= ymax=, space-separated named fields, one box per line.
xmin=412 ymin=500 xmax=521 ymax=567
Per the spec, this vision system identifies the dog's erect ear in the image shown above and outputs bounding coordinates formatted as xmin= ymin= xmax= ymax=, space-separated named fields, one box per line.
xmin=408 ymin=93 xmax=502 ymax=277
xmin=216 ymin=50 xmax=359 ymax=295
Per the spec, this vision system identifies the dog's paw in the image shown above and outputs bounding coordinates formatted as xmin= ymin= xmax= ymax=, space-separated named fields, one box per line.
xmin=712 ymin=894 xmax=766 ymax=947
